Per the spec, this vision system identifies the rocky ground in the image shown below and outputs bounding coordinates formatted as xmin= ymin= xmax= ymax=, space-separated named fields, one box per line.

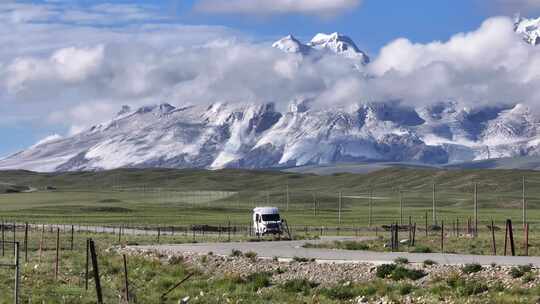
xmin=121 ymin=247 xmax=540 ymax=303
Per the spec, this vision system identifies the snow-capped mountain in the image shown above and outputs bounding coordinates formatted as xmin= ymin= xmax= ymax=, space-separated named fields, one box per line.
xmin=272 ymin=32 xmax=370 ymax=64
xmin=1 ymin=26 xmax=539 ymax=173
xmin=515 ymin=15 xmax=540 ymax=45
xmin=2 ymin=101 xmax=540 ymax=172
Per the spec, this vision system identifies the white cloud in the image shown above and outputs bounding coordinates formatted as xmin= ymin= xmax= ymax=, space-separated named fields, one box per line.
xmin=194 ymin=0 xmax=362 ymax=17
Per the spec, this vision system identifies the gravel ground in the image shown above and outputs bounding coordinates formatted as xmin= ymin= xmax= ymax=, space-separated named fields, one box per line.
xmin=121 ymin=246 xmax=540 ymax=303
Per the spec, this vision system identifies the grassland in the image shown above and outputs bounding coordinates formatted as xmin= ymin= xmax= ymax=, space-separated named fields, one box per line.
xmin=0 ymin=167 xmax=539 ymax=228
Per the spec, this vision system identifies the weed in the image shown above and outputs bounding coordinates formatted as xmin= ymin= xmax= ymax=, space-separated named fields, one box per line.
xmin=376 ymin=264 xmax=397 ymax=279
xmin=510 ymin=265 xmax=533 ymax=278
xmin=230 ymin=249 xmax=242 ymax=257
xmin=462 ymin=263 xmax=483 ymax=274
xmin=410 ymin=245 xmax=432 ymax=253
xmin=280 ymin=279 xmax=318 ymax=295
xmin=320 ymin=285 xmax=356 ymax=300
xmin=423 ymin=259 xmax=437 ymax=266
xmin=522 ymin=272 xmax=535 ymax=283
xmin=246 ymin=272 xmax=272 ymax=291
xmin=394 ymin=257 xmax=409 ymax=264
xmin=391 ymin=267 xmax=426 ymax=281
xmin=399 ymin=284 xmax=414 ymax=295
xmin=292 ymin=256 xmax=313 ymax=263
xmin=244 ymin=251 xmax=258 ymax=262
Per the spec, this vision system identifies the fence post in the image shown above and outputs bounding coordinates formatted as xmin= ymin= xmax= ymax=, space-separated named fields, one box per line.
xmin=491 ymin=219 xmax=496 ymax=255
xmin=1 ymin=220 xmax=4 ymax=257
xmin=85 ymin=239 xmax=89 ymax=291
xmin=70 ymin=225 xmax=74 ymax=251
xmin=440 ymin=221 xmax=444 ymax=253
xmin=123 ymin=254 xmax=130 ymax=303
xmin=425 ymin=211 xmax=428 ymax=237
xmin=228 ymin=221 xmax=231 ymax=242
xmin=14 ymin=242 xmax=20 ymax=304
xmin=89 ymin=239 xmax=104 ymax=304
xmin=24 ymin=223 xmax=28 ymax=263
xmin=524 ymin=223 xmax=529 ymax=257
xmin=55 ymin=228 xmax=60 ymax=280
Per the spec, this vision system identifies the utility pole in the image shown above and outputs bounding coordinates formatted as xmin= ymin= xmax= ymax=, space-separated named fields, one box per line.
xmin=523 ymin=176 xmax=527 ymax=228
xmin=338 ymin=192 xmax=342 ymax=225
xmin=399 ymin=190 xmax=403 ymax=225
xmin=286 ymin=184 xmax=290 ymax=211
xmin=369 ymin=189 xmax=373 ymax=228
xmin=474 ymin=183 xmax=478 ymax=237
xmin=432 ymin=183 xmax=437 ymax=225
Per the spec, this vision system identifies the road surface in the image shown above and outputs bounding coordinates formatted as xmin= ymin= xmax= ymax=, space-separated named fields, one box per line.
xmin=130 ymin=237 xmax=540 ymax=266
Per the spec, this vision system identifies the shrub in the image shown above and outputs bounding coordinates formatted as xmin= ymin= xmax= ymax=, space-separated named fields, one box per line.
xmin=244 ymin=251 xmax=258 ymax=261
xmin=281 ymin=279 xmax=318 ymax=295
xmin=375 ymin=264 xmax=426 ymax=281
xmin=399 ymin=284 xmax=414 ymax=295
xmin=522 ymin=272 xmax=535 ymax=283
xmin=423 ymin=259 xmax=437 ymax=266
xmin=462 ymin=263 xmax=483 ymax=274
xmin=320 ymin=285 xmax=356 ymax=300
xmin=394 ymin=257 xmax=409 ymax=264
xmin=447 ymin=276 xmax=488 ymax=296
xmin=230 ymin=249 xmax=242 ymax=257
xmin=391 ymin=266 xmax=426 ymax=281
xmin=510 ymin=265 xmax=533 ymax=278
xmin=376 ymin=264 xmax=397 ymax=279
xmin=246 ymin=272 xmax=272 ymax=291
xmin=293 ymin=256 xmax=313 ymax=263
xmin=411 ymin=246 xmax=432 ymax=253
xmin=340 ymin=241 xmax=369 ymax=250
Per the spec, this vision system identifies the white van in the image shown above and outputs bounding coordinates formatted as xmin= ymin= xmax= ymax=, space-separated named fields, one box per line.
xmin=253 ymin=207 xmax=283 ymax=236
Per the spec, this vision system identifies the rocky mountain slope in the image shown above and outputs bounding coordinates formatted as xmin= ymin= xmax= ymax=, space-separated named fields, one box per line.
xmin=1 ymin=24 xmax=539 ymax=172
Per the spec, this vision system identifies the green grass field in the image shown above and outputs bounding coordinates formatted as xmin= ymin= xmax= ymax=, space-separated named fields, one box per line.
xmin=1 ymin=167 xmax=540 ymax=228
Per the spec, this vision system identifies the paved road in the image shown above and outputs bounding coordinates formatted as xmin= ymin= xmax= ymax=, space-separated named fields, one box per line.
xmin=130 ymin=237 xmax=540 ymax=267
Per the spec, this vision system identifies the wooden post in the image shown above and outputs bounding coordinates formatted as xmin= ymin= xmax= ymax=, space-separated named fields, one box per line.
xmin=390 ymin=224 xmax=395 ymax=252
xmin=504 ymin=219 xmax=515 ymax=256
xmin=425 ymin=211 xmax=428 ymax=237
xmin=123 ymin=254 xmax=130 ymax=303
xmin=412 ymin=223 xmax=416 ymax=246
xmin=228 ymin=221 xmax=231 ymax=242
xmin=524 ymin=223 xmax=529 ymax=257
xmin=24 ymin=222 xmax=28 ymax=263
xmin=440 ymin=221 xmax=444 ymax=253
xmin=55 ymin=228 xmax=60 ymax=280
xmin=408 ymin=216 xmax=412 ymax=246
xmin=38 ymin=224 xmax=44 ymax=264
xmin=157 ymin=227 xmax=161 ymax=244
xmin=523 ymin=177 xmax=527 ymax=228
xmin=89 ymin=239 xmax=104 ymax=304
xmin=491 ymin=219 xmax=496 ymax=255
xmin=14 ymin=242 xmax=20 ymax=304
xmin=85 ymin=239 xmax=89 ymax=291
xmin=70 ymin=225 xmax=74 ymax=251
xmin=1 ymin=220 xmax=4 ymax=257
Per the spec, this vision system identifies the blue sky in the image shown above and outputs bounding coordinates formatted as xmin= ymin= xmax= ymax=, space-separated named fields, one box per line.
xmin=0 ymin=0 xmax=539 ymax=157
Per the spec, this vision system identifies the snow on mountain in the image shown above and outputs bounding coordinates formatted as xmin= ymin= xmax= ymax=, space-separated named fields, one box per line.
xmin=515 ymin=15 xmax=540 ymax=45
xmin=3 ymin=100 xmax=540 ymax=172
xmin=272 ymin=32 xmax=370 ymax=64
xmin=2 ymin=24 xmax=540 ymax=172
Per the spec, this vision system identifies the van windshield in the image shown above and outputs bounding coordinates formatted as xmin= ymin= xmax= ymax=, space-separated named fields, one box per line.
xmin=261 ymin=214 xmax=280 ymax=221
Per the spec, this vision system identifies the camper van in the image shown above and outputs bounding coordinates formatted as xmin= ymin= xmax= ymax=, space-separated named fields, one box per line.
xmin=253 ymin=207 xmax=283 ymax=236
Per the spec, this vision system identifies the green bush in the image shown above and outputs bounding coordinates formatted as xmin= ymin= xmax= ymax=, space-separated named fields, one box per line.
xmin=411 ymin=246 xmax=432 ymax=253
xmin=320 ymin=285 xmax=356 ymax=300
xmin=423 ymin=259 xmax=437 ymax=266
xmin=391 ymin=266 xmax=426 ymax=281
xmin=399 ymin=284 xmax=414 ymax=295
xmin=394 ymin=257 xmax=409 ymax=264
xmin=376 ymin=264 xmax=397 ymax=279
xmin=230 ymin=249 xmax=242 ymax=257
xmin=375 ymin=264 xmax=426 ymax=281
xmin=447 ymin=276 xmax=488 ymax=296
xmin=462 ymin=263 xmax=483 ymax=274
xmin=293 ymin=256 xmax=313 ymax=263
xmin=246 ymin=272 xmax=272 ymax=291
xmin=522 ymin=272 xmax=535 ymax=283
xmin=510 ymin=265 xmax=533 ymax=278
xmin=340 ymin=241 xmax=369 ymax=250
xmin=244 ymin=251 xmax=258 ymax=261
xmin=280 ymin=279 xmax=318 ymax=295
